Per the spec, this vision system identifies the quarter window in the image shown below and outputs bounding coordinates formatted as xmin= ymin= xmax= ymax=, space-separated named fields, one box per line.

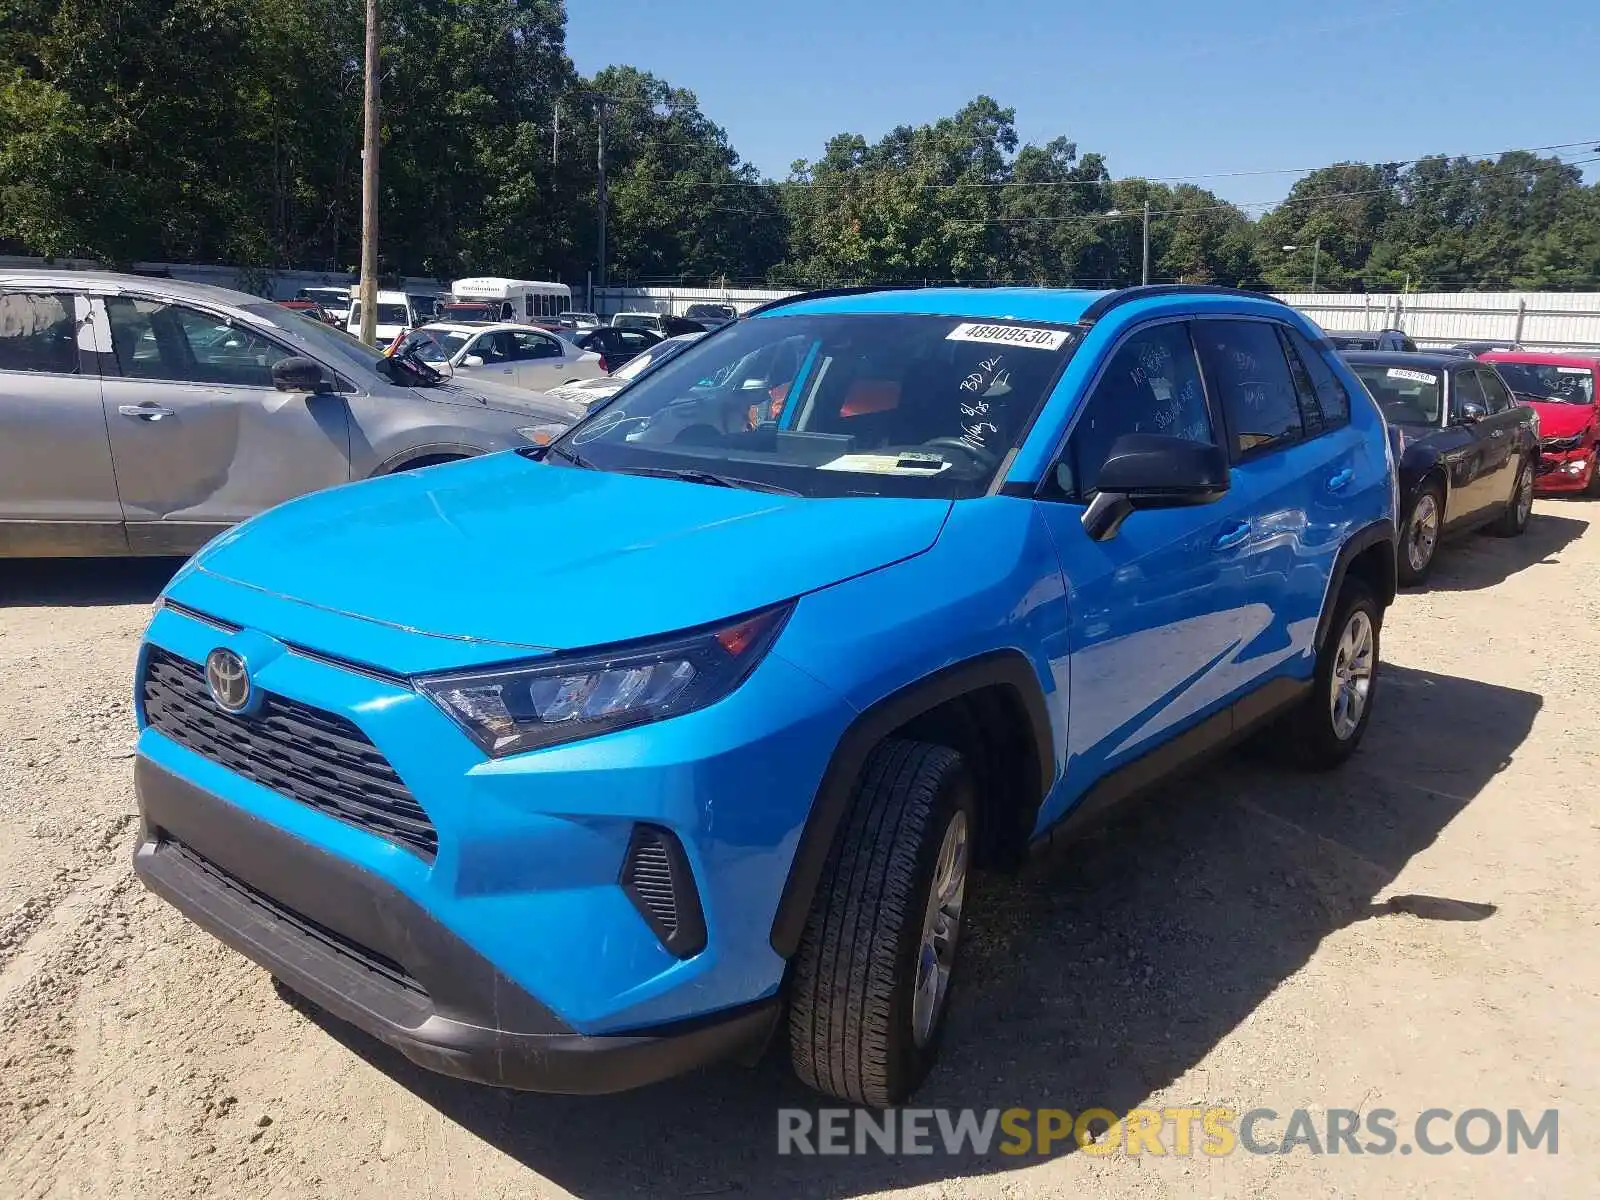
xmin=1058 ymin=321 xmax=1213 ymax=498
xmin=1193 ymin=320 xmax=1305 ymax=458
xmin=0 ymin=293 xmax=80 ymax=375
xmin=1282 ymin=326 xmax=1350 ymax=427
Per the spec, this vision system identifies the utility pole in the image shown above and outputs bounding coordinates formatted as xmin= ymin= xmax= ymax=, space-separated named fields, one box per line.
xmin=1141 ymin=199 xmax=1151 ymax=286
xmin=357 ymin=0 xmax=380 ymax=346
xmin=1310 ymin=236 xmax=1322 ymax=295
xmin=552 ymin=102 xmax=559 ymax=163
xmin=595 ymin=96 xmax=608 ymax=291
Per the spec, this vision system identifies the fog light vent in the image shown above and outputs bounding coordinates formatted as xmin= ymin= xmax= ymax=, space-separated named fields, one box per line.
xmin=621 ymin=825 xmax=707 ymax=958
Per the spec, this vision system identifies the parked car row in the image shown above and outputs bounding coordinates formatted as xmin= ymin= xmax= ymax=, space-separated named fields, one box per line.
xmin=1338 ymin=344 xmax=1599 ymax=582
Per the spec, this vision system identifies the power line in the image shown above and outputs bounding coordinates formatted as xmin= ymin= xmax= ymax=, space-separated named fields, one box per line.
xmin=603 ymin=138 xmax=1600 ymax=192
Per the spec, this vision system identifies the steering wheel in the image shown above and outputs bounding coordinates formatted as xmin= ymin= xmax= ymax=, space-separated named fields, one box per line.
xmin=921 ymin=436 xmax=999 ymax=471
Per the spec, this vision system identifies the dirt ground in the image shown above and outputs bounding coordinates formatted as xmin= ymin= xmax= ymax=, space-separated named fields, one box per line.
xmin=1 ymin=502 xmax=1598 ymax=1200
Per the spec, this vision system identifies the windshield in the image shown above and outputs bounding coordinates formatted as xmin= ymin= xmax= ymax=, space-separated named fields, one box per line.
xmin=350 ymin=302 xmax=410 ymax=327
xmin=392 ymin=328 xmax=470 ymax=362
xmin=1351 ymin=363 xmax=1442 ymax=425
xmin=612 ymin=313 xmax=659 ymax=329
xmin=550 ymin=313 xmax=1078 ymax=499
xmin=1329 ymin=334 xmax=1381 ymax=351
xmin=1491 ymin=362 xmax=1594 ymax=405
xmin=245 ymin=302 xmax=383 ymax=372
xmin=613 ymin=336 xmax=699 ymax=382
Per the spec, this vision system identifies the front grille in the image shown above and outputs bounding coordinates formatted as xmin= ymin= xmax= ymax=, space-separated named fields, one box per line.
xmin=1542 ymin=434 xmax=1584 ymax=452
xmin=141 ymin=646 xmax=438 ymax=859
xmin=167 ymin=837 xmax=427 ymax=999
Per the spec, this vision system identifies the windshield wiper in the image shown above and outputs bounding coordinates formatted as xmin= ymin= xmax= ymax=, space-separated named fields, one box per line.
xmin=544 ymin=443 xmax=596 ymax=469
xmin=617 ymin=465 xmax=799 ymax=495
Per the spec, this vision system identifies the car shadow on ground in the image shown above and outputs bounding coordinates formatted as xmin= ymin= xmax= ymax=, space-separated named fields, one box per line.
xmin=1420 ymin=512 xmax=1588 ymax=592
xmin=0 ymin=557 xmax=185 ymax=608
xmin=302 ymin=662 xmax=1541 ymax=1198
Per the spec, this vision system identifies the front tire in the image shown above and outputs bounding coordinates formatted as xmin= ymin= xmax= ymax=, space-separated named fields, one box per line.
xmin=1398 ymin=481 xmax=1443 ymax=586
xmin=1281 ymin=579 xmax=1381 ymax=771
xmin=1585 ymin=449 xmax=1600 ymax=498
xmin=1491 ymin=456 xmax=1533 ymax=536
xmin=788 ymin=740 xmax=975 ymax=1107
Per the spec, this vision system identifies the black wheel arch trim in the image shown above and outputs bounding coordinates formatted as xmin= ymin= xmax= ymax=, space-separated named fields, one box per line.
xmin=768 ymin=648 xmax=1055 ymax=959
xmin=1315 ymin=519 xmax=1396 ymax=652
xmin=374 ymin=442 xmax=480 ymax=475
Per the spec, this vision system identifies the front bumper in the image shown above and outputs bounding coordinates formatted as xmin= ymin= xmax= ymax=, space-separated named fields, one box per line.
xmin=1535 ymin=446 xmax=1596 ymax=493
xmin=133 ymin=756 xmax=780 ymax=1092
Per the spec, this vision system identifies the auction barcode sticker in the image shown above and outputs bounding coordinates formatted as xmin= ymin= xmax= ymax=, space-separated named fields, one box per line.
xmin=1556 ymin=366 xmax=1591 ymax=374
xmin=947 ymin=323 xmax=1071 ymax=351
xmin=1387 ymin=368 xmax=1438 ymax=385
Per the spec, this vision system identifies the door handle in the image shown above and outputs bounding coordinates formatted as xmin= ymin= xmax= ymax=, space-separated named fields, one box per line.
xmin=1326 ymin=467 xmax=1354 ymax=492
xmin=118 ymin=404 xmax=174 ymax=421
xmin=1213 ymin=521 xmax=1251 ymax=551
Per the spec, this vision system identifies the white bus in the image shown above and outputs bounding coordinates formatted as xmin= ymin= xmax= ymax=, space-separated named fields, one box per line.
xmin=446 ymin=278 xmax=571 ymax=324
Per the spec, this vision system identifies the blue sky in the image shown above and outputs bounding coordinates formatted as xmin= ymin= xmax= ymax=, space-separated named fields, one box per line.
xmin=566 ymin=0 xmax=1598 ymax=209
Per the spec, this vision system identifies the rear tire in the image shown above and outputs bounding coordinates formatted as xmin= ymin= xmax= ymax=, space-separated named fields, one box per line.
xmin=1279 ymin=579 xmax=1381 ymax=771
xmin=1491 ymin=456 xmax=1533 ymax=536
xmin=788 ymin=740 xmax=975 ymax=1107
xmin=1397 ymin=481 xmax=1443 ymax=586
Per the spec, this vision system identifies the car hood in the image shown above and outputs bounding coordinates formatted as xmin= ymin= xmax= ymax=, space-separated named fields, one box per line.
xmin=192 ymin=453 xmax=951 ymax=658
xmin=1521 ymin=400 xmax=1596 ymax=439
xmin=423 ymin=378 xmax=586 ymax=425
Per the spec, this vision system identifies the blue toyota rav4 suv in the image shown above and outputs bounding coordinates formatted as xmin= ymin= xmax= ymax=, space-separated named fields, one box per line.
xmin=132 ymin=284 xmax=1397 ymax=1107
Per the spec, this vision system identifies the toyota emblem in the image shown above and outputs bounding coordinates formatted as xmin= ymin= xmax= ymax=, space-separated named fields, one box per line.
xmin=204 ymin=648 xmax=251 ymax=714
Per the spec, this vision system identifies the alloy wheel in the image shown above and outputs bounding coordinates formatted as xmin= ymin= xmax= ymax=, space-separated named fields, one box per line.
xmin=911 ymin=809 xmax=969 ymax=1048
xmin=1329 ymin=610 xmax=1376 ymax=741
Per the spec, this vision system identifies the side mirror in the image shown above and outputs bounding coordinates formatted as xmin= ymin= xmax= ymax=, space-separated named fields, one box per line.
xmin=1079 ymin=433 xmax=1231 ymax=542
xmin=271 ymin=356 xmax=328 ymax=393
xmin=462 ymin=355 xmax=485 ymax=369
xmin=1455 ymin=401 xmax=1487 ymax=424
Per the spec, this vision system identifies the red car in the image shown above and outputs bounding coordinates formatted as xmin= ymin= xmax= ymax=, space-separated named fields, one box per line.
xmin=1480 ymin=351 xmax=1600 ymax=497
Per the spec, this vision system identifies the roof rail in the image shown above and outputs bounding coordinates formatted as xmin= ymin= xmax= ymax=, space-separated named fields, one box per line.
xmin=740 ymin=283 xmax=929 ymax=319
xmin=1077 ymin=284 xmax=1288 ymax=326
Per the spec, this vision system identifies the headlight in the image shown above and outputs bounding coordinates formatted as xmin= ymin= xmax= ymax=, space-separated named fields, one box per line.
xmin=417 ymin=604 xmax=792 ymax=757
xmin=517 ymin=423 xmax=566 ymax=447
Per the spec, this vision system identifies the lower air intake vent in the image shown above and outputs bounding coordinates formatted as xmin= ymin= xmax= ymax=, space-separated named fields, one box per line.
xmin=620 ymin=825 xmax=706 ymax=959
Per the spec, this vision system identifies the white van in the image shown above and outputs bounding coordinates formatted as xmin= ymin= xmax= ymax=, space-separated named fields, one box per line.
xmin=346 ymin=290 xmax=415 ymax=345
xmin=448 ymin=278 xmax=571 ymax=325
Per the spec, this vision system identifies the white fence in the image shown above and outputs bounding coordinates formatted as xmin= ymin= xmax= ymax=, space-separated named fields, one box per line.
xmin=589 ymin=285 xmax=795 ymax=319
xmin=593 ymin=284 xmax=1600 ymax=352
xmin=1275 ymin=292 xmax=1600 ymax=352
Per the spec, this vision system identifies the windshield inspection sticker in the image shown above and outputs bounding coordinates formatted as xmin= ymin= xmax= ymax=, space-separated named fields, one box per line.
xmin=818 ymin=453 xmax=952 ymax=475
xmin=1386 ymin=368 xmax=1438 ymax=385
xmin=946 ymin=323 xmax=1070 ymax=351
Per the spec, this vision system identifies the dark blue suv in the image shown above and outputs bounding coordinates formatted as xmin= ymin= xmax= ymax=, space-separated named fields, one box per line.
xmin=132 ymin=284 xmax=1397 ymax=1107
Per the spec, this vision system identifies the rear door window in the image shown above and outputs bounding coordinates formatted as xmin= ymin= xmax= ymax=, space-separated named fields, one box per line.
xmin=1193 ymin=319 xmax=1306 ymax=459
